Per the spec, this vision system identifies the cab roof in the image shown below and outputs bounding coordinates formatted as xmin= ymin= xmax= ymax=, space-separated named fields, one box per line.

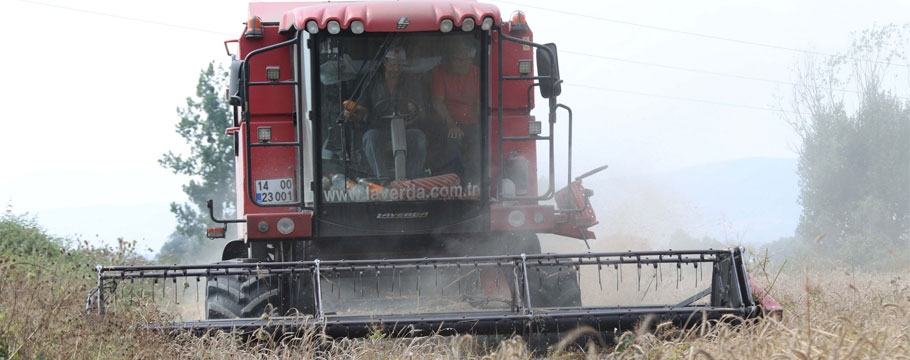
xmin=249 ymin=0 xmax=501 ymax=33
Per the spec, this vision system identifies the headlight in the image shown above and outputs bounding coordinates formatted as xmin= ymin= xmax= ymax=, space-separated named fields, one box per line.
xmin=508 ymin=210 xmax=526 ymax=227
xmin=277 ymin=217 xmax=295 ymax=234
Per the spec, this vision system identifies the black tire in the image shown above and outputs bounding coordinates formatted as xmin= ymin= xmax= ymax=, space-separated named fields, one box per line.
xmin=502 ymin=233 xmax=585 ymax=354
xmin=205 ymin=259 xmax=282 ymax=319
xmin=502 ymin=233 xmax=582 ymax=308
xmin=527 ymin=265 xmax=582 ymax=308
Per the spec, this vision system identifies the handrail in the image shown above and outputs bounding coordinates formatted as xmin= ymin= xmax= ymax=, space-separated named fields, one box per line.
xmin=240 ymin=32 xmax=305 ymax=208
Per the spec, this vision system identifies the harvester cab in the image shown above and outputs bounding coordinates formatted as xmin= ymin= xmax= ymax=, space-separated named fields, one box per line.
xmin=89 ymin=0 xmax=781 ymax=346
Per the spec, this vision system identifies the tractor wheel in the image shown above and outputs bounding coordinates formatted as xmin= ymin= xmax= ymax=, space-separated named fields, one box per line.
xmin=503 ymin=233 xmax=585 ymax=354
xmin=527 ymin=264 xmax=582 ymax=308
xmin=205 ymin=259 xmax=282 ymax=319
xmin=504 ymin=233 xmax=582 ymax=308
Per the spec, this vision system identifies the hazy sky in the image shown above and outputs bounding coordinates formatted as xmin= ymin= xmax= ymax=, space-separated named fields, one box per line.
xmin=2 ymin=0 xmax=907 ymax=253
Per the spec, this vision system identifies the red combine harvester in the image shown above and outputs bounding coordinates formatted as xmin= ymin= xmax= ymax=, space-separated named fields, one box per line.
xmin=89 ymin=0 xmax=781 ymax=344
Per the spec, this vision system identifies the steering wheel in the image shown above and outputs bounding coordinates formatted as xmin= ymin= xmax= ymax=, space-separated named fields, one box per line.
xmin=373 ymin=97 xmax=421 ymax=126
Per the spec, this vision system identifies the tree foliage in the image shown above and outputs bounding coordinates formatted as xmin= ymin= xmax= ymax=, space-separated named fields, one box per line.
xmin=787 ymin=24 xmax=909 ymax=268
xmin=0 ymin=205 xmax=64 ymax=257
xmin=157 ymin=62 xmax=235 ymax=263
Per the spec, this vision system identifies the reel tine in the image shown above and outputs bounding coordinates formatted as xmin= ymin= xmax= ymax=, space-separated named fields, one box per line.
xmin=333 ymin=266 xmax=341 ymax=299
xmin=615 ymin=263 xmax=620 ymax=292
xmin=128 ymin=277 xmax=134 ymax=305
xmin=118 ymin=275 xmax=125 ymax=303
xmin=576 ymin=262 xmax=582 ymax=290
xmin=356 ymin=267 xmax=362 ymax=297
xmin=619 ymin=259 xmax=623 ymax=284
xmin=557 ymin=265 xmax=563 ymax=290
xmin=375 ymin=266 xmax=381 ymax=297
xmin=677 ymin=262 xmax=682 ymax=289
xmin=254 ymin=268 xmax=261 ymax=305
xmin=495 ymin=261 xmax=502 ymax=293
xmin=337 ymin=267 xmax=343 ymax=299
xmin=637 ymin=262 xmax=641 ymax=292
xmin=473 ymin=261 xmax=483 ymax=289
xmin=390 ymin=265 xmax=396 ymax=293
xmin=653 ymin=263 xmax=660 ymax=291
xmin=659 ymin=261 xmax=664 ymax=284
xmin=455 ymin=263 xmax=464 ymax=295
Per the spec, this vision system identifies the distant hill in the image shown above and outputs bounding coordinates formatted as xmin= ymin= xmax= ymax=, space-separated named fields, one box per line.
xmin=583 ymin=157 xmax=800 ymax=247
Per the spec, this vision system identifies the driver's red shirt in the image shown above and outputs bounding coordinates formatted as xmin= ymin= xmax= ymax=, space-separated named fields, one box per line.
xmin=431 ymin=64 xmax=480 ymax=125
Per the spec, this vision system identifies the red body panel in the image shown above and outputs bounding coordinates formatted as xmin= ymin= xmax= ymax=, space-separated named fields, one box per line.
xmin=242 ymin=27 xmax=294 ymax=117
xmin=488 ymin=114 xmax=539 ymax=199
xmin=490 ymin=25 xmax=535 ymax=111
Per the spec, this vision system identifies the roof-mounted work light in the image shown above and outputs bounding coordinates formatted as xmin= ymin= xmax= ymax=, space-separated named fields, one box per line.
xmin=327 ymin=20 xmax=341 ymax=34
xmin=245 ymin=16 xmax=263 ymax=38
xmin=461 ymin=18 xmax=475 ymax=32
xmin=440 ymin=19 xmax=454 ymax=33
xmin=350 ymin=20 xmax=365 ymax=34
xmin=306 ymin=20 xmax=319 ymax=34
xmin=481 ymin=17 xmax=494 ymax=31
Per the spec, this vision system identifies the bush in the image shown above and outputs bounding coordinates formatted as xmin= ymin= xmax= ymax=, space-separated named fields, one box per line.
xmin=0 ymin=207 xmax=65 ymax=257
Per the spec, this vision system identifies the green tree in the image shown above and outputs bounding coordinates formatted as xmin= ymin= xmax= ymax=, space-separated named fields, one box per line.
xmin=786 ymin=24 xmax=909 ymax=268
xmin=157 ymin=62 xmax=235 ymax=264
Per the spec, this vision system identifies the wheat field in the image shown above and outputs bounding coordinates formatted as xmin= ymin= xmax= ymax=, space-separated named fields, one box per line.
xmin=1 ymin=238 xmax=908 ymax=360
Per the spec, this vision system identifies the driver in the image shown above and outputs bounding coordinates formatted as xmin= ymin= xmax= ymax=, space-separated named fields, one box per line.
xmin=344 ymin=46 xmax=427 ymax=180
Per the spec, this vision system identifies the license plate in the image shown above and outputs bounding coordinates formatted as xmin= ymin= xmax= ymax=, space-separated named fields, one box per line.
xmin=255 ymin=178 xmax=296 ymax=204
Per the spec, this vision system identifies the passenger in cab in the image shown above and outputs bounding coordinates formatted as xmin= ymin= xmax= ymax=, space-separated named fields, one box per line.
xmin=431 ymin=39 xmax=481 ymax=185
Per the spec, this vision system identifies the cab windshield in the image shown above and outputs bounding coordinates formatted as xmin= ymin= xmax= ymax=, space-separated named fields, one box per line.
xmin=316 ymin=32 xmax=483 ymax=203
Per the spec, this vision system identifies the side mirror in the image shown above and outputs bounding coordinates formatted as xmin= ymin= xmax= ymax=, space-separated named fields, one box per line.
xmin=536 ymin=43 xmax=561 ymax=98
xmin=228 ymin=58 xmax=245 ymax=106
